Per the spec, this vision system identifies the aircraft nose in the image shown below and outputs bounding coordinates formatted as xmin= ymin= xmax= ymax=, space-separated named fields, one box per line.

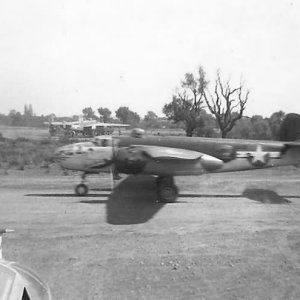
xmin=201 ymin=154 xmax=224 ymax=171
xmin=54 ymin=146 xmax=63 ymax=156
xmin=54 ymin=145 xmax=70 ymax=159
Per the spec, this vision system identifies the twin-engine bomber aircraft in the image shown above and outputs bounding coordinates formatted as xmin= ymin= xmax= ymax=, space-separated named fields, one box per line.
xmin=45 ymin=115 xmax=129 ymax=137
xmin=54 ymin=132 xmax=300 ymax=202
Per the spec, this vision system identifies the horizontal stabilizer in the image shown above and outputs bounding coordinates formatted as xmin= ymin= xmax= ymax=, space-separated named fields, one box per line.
xmin=284 ymin=141 xmax=300 ymax=147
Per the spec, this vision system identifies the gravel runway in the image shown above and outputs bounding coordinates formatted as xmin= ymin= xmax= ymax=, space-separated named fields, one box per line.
xmin=0 ymin=167 xmax=299 ymax=299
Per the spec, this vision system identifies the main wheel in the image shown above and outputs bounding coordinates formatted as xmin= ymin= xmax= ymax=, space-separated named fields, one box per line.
xmin=157 ymin=184 xmax=178 ymax=203
xmin=75 ymin=183 xmax=88 ymax=196
xmin=156 ymin=176 xmax=178 ymax=203
xmin=156 ymin=176 xmax=174 ymax=187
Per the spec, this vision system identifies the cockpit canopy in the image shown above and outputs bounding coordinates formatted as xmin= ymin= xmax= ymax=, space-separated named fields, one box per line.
xmin=91 ymin=136 xmax=113 ymax=147
xmin=54 ymin=136 xmax=114 ymax=158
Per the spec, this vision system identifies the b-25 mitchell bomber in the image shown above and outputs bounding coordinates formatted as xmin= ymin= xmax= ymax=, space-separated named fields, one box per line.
xmin=45 ymin=115 xmax=129 ymax=137
xmin=54 ymin=130 xmax=300 ymax=202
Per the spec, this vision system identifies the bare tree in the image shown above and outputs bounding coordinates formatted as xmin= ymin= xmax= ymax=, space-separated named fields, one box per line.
xmin=204 ymin=71 xmax=249 ymax=138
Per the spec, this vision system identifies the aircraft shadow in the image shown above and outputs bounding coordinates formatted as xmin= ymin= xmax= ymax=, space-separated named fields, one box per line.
xmin=25 ymin=193 xmax=109 ymax=198
xmin=105 ymin=175 xmax=165 ymax=225
xmin=179 ymin=189 xmax=297 ymax=203
xmin=180 ymin=189 xmax=295 ymax=204
xmin=101 ymin=178 xmax=296 ymax=225
xmin=25 ymin=178 xmax=297 ymax=225
xmin=242 ymin=189 xmax=293 ymax=204
xmin=90 ymin=188 xmax=113 ymax=192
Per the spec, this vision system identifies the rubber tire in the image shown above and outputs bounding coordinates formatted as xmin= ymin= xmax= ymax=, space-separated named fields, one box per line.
xmin=67 ymin=131 xmax=75 ymax=137
xmin=156 ymin=176 xmax=174 ymax=187
xmin=75 ymin=183 xmax=88 ymax=196
xmin=157 ymin=177 xmax=178 ymax=203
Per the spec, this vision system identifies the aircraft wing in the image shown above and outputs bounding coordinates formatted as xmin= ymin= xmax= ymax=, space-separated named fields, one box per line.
xmin=83 ymin=122 xmax=130 ymax=129
xmin=106 ymin=123 xmax=130 ymax=127
xmin=283 ymin=141 xmax=300 ymax=147
xmin=280 ymin=141 xmax=300 ymax=156
xmin=115 ymin=145 xmax=223 ymax=175
xmin=44 ymin=121 xmax=64 ymax=125
xmin=131 ymin=145 xmax=202 ymax=160
xmin=93 ymin=122 xmax=130 ymax=127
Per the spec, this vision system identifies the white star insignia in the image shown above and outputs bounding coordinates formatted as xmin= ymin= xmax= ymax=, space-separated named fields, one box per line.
xmin=248 ymin=145 xmax=269 ymax=166
xmin=236 ymin=144 xmax=281 ymax=167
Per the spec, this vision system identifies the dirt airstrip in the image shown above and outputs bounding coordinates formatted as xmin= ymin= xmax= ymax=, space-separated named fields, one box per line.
xmin=0 ymin=166 xmax=299 ymax=299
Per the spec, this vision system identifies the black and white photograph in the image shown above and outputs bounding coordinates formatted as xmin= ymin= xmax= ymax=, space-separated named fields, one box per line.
xmin=0 ymin=1 xmax=299 ymax=299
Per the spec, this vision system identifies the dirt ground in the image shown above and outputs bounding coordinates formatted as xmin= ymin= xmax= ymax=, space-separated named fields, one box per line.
xmin=0 ymin=166 xmax=299 ymax=299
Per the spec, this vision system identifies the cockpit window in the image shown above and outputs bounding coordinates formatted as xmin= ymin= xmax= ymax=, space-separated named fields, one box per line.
xmin=92 ymin=138 xmax=112 ymax=147
xmin=75 ymin=145 xmax=84 ymax=154
xmin=92 ymin=140 xmax=101 ymax=147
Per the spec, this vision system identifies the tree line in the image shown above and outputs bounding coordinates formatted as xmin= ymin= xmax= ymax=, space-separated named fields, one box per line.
xmin=1 ymin=65 xmax=300 ymax=141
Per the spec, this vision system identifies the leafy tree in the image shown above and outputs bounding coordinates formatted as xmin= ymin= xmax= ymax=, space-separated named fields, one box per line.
xmin=163 ymin=66 xmax=208 ymax=136
xmin=115 ymin=106 xmax=140 ymax=125
xmin=250 ymin=115 xmax=272 ymax=140
xmin=204 ymin=71 xmax=249 ymax=138
xmin=9 ymin=110 xmax=23 ymax=126
xmin=268 ymin=111 xmax=285 ymax=140
xmin=0 ymin=113 xmax=10 ymax=126
xmin=279 ymin=113 xmax=300 ymax=141
xmin=144 ymin=111 xmax=158 ymax=122
xmin=97 ymin=107 xmax=112 ymax=123
xmin=8 ymin=109 xmax=17 ymax=116
xmin=194 ymin=110 xmax=218 ymax=137
xmin=82 ymin=107 xmax=97 ymax=120
xmin=229 ymin=115 xmax=272 ymax=140
xmin=144 ymin=111 xmax=158 ymax=128
xmin=228 ymin=117 xmax=252 ymax=139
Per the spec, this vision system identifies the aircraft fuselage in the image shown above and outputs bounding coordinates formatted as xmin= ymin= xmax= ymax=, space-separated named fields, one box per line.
xmin=116 ymin=135 xmax=296 ymax=173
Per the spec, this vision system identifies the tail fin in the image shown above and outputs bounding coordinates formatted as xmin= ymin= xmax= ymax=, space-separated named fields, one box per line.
xmin=78 ymin=115 xmax=84 ymax=128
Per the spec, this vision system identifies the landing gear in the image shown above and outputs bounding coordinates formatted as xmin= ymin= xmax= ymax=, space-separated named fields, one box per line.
xmin=75 ymin=183 xmax=88 ymax=196
xmin=156 ymin=176 xmax=179 ymax=203
xmin=68 ymin=131 xmax=75 ymax=137
xmin=75 ymin=173 xmax=89 ymax=196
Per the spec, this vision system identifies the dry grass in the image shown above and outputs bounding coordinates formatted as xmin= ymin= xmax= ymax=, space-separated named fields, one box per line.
xmin=0 ymin=136 xmax=66 ymax=170
xmin=0 ymin=125 xmax=49 ymax=140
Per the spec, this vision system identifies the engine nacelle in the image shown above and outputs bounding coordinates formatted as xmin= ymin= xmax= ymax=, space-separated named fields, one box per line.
xmin=114 ymin=147 xmax=148 ymax=174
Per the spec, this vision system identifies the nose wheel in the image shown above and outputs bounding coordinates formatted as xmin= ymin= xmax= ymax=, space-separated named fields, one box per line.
xmin=75 ymin=172 xmax=89 ymax=196
xmin=156 ymin=176 xmax=179 ymax=203
xmin=75 ymin=183 xmax=89 ymax=196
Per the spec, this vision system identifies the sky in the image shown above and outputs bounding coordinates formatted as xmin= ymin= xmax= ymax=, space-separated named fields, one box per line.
xmin=0 ymin=0 xmax=300 ymax=118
